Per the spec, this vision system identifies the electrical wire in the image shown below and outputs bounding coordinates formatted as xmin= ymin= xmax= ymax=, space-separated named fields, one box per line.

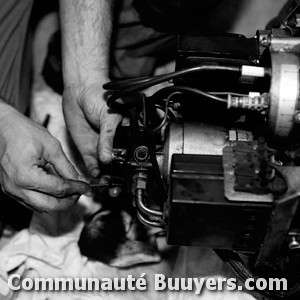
xmin=149 ymin=85 xmax=228 ymax=104
xmin=149 ymin=92 xmax=182 ymax=133
xmin=210 ymin=91 xmax=249 ymax=97
xmin=106 ymin=65 xmax=241 ymax=107
xmin=215 ymin=249 xmax=300 ymax=299
xmin=268 ymin=163 xmax=289 ymax=195
xmin=103 ymin=76 xmax=154 ymax=91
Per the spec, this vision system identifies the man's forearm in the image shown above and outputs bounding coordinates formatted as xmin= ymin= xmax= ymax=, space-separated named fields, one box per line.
xmin=59 ymin=0 xmax=114 ymax=87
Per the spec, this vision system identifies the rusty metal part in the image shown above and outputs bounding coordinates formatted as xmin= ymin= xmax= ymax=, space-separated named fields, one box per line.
xmin=223 ymin=146 xmax=273 ymax=203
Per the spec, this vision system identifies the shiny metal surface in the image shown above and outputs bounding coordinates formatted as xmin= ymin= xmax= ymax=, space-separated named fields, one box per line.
xmin=163 ymin=121 xmax=228 ymax=181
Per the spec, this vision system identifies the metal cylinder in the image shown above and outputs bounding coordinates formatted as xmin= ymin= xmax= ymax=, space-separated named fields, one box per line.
xmin=162 ymin=122 xmax=228 ymax=182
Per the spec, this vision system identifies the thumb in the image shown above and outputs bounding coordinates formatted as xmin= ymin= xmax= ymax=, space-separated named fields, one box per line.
xmin=81 ymin=153 xmax=101 ymax=178
xmin=98 ymin=112 xmax=122 ymax=164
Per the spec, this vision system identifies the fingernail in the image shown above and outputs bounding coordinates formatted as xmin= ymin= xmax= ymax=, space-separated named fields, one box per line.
xmin=100 ymin=150 xmax=113 ymax=164
xmin=90 ymin=168 xmax=100 ymax=178
xmin=84 ymin=190 xmax=93 ymax=197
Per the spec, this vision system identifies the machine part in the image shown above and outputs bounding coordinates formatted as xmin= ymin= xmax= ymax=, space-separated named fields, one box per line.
xmin=112 ymin=148 xmax=127 ymax=162
xmin=132 ymin=169 xmax=165 ymax=228
xmin=281 ymin=0 xmax=300 ymax=29
xmin=241 ymin=65 xmax=265 ymax=77
xmin=228 ymin=129 xmax=253 ymax=142
xmin=268 ymin=36 xmax=300 ymax=137
xmin=233 ymin=141 xmax=274 ymax=194
xmin=257 ymin=30 xmax=271 ymax=50
xmin=223 ymin=146 xmax=273 ymax=203
xmin=296 ymin=13 xmax=300 ymax=27
xmin=294 ymin=110 xmax=300 ymax=123
xmin=227 ymin=93 xmax=269 ymax=112
xmin=163 ymin=122 xmax=228 ymax=183
xmin=136 ymin=188 xmax=163 ymax=218
xmin=134 ymin=146 xmax=149 ymax=162
xmin=288 ymin=233 xmax=300 ymax=249
xmin=167 ymin=154 xmax=272 ymax=251
xmin=254 ymin=167 xmax=300 ymax=270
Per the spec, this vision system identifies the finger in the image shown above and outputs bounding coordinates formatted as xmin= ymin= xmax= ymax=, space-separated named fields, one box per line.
xmin=24 ymin=165 xmax=90 ymax=198
xmin=81 ymin=153 xmax=100 ymax=178
xmin=12 ymin=189 xmax=79 ymax=212
xmin=44 ymin=140 xmax=79 ymax=180
xmin=98 ymin=112 xmax=122 ymax=164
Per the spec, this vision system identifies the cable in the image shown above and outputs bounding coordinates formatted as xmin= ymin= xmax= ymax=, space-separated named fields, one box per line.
xmin=268 ymin=164 xmax=289 ymax=195
xmin=210 ymin=91 xmax=249 ymax=97
xmin=106 ymin=65 xmax=241 ymax=107
xmin=215 ymin=249 xmax=300 ymax=299
xmin=149 ymin=92 xmax=181 ymax=133
xmin=103 ymin=76 xmax=153 ymax=90
xmin=149 ymin=85 xmax=228 ymax=104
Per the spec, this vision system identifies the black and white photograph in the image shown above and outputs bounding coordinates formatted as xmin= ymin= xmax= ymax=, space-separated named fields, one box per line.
xmin=0 ymin=0 xmax=298 ymax=299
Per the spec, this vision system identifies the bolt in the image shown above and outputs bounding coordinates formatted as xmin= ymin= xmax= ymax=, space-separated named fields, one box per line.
xmin=134 ymin=146 xmax=149 ymax=162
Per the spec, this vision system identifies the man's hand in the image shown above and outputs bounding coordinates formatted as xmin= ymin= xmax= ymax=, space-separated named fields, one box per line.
xmin=0 ymin=102 xmax=90 ymax=212
xmin=59 ymin=0 xmax=118 ymax=176
xmin=63 ymin=83 xmax=121 ymax=178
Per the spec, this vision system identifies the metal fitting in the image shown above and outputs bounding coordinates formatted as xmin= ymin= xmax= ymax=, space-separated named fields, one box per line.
xmin=289 ymin=236 xmax=300 ymax=249
xmin=228 ymin=93 xmax=269 ymax=112
xmin=132 ymin=169 xmax=148 ymax=194
xmin=134 ymin=146 xmax=149 ymax=163
xmin=294 ymin=111 xmax=300 ymax=124
xmin=288 ymin=232 xmax=300 ymax=249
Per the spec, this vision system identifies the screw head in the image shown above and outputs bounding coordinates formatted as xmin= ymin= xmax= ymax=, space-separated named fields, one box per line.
xmin=134 ymin=146 xmax=149 ymax=162
xmin=294 ymin=111 xmax=300 ymax=123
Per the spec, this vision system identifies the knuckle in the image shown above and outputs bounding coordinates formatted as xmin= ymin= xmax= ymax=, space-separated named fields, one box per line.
xmin=53 ymin=181 xmax=73 ymax=198
xmin=15 ymin=170 xmax=29 ymax=187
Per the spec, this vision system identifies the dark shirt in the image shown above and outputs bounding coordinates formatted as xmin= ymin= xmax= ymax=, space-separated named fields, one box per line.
xmin=133 ymin=0 xmax=225 ymax=33
xmin=0 ymin=0 xmax=33 ymax=113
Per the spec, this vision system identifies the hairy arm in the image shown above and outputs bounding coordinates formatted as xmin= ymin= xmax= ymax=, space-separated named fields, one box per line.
xmin=59 ymin=0 xmax=114 ymax=86
xmin=59 ymin=0 xmax=121 ymax=177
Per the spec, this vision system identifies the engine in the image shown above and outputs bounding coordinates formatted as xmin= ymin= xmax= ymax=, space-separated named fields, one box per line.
xmin=101 ymin=2 xmax=300 ymax=298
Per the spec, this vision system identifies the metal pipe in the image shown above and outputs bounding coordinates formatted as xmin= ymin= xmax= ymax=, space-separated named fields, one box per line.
xmin=136 ymin=211 xmax=164 ymax=228
xmin=136 ymin=188 xmax=163 ymax=218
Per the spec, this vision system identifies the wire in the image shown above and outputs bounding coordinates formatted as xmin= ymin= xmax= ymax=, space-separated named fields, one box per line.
xmin=149 ymin=85 xmax=228 ymax=104
xmin=210 ymin=91 xmax=249 ymax=97
xmin=268 ymin=163 xmax=289 ymax=195
xmin=149 ymin=92 xmax=181 ymax=133
xmin=106 ymin=65 xmax=241 ymax=107
xmin=214 ymin=249 xmax=297 ymax=299
xmin=103 ymin=76 xmax=153 ymax=90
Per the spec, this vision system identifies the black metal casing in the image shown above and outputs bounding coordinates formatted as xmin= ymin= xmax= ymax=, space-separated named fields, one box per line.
xmin=167 ymin=154 xmax=272 ymax=252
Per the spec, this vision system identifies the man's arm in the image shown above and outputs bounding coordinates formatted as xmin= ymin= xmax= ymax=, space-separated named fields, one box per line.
xmin=59 ymin=0 xmax=121 ymax=178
